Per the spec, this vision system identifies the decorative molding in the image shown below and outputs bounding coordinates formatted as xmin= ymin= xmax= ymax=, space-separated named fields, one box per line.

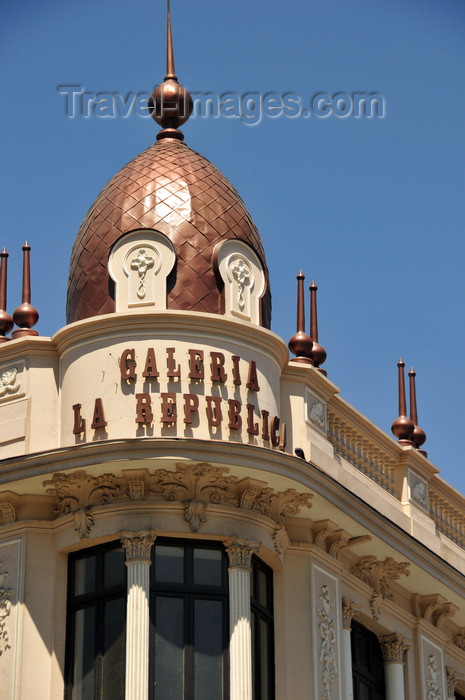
xmin=426 ymin=654 xmax=441 ymax=700
xmin=379 ymin=633 xmax=409 ymax=663
xmin=0 ymin=562 xmax=12 ymax=655
xmin=44 ymin=471 xmax=121 ymax=539
xmin=0 ymin=501 xmax=16 ymax=525
xmin=130 ymin=249 xmax=155 ymax=300
xmin=0 ymin=367 xmax=20 ymax=398
xmin=317 ymin=585 xmax=337 ymax=700
xmin=351 ymin=556 xmax=410 ymax=619
xmin=408 ymin=470 xmax=428 ymax=510
xmin=43 ymin=464 xmax=313 ymax=539
xmin=121 ymin=531 xmax=156 ymax=562
xmin=223 ymin=538 xmax=260 ymax=568
xmin=446 ymin=666 xmax=464 ymax=696
xmin=309 ymin=400 xmax=326 ymax=430
xmin=231 ymin=257 xmax=251 ymax=312
xmin=341 ymin=598 xmax=361 ymax=630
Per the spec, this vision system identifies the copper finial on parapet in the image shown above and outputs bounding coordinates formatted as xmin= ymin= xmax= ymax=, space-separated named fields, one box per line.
xmin=148 ymin=0 xmax=193 ymax=141
xmin=309 ymin=281 xmax=327 ymax=376
xmin=0 ymin=248 xmax=13 ymax=343
xmin=12 ymin=242 xmax=39 ymax=339
xmin=408 ymin=367 xmax=427 ymax=457
xmin=288 ymin=271 xmax=313 ymax=364
xmin=391 ymin=359 xmax=415 ymax=446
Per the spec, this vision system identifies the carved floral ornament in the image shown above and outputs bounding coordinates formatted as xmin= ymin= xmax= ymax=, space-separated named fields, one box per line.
xmin=379 ymin=633 xmax=409 ymax=663
xmin=0 ymin=367 xmax=21 ymax=399
xmin=0 ymin=562 xmax=12 ymax=656
xmin=317 ymin=585 xmax=337 ymax=700
xmin=446 ymin=666 xmax=464 ymax=696
xmin=43 ymin=463 xmax=313 ymax=541
xmin=351 ymin=555 xmax=410 ymax=619
xmin=426 ymin=654 xmax=442 ymax=700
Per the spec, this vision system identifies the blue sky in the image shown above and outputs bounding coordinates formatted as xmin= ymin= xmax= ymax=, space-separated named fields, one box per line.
xmin=2 ymin=0 xmax=465 ymax=491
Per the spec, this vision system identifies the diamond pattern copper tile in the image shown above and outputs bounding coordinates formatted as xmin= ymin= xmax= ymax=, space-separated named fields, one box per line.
xmin=66 ymin=138 xmax=271 ymax=327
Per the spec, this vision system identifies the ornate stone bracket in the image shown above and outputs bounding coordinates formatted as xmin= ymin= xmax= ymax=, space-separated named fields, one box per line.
xmin=42 ymin=464 xmax=313 ymax=543
xmin=454 ymin=629 xmax=465 ymax=652
xmin=44 ymin=471 xmax=121 ymax=539
xmin=379 ymin=633 xmax=409 ymax=663
xmin=342 ymin=598 xmax=361 ymax=631
xmin=0 ymin=501 xmax=16 ymax=526
xmin=317 ymin=585 xmax=337 ymax=700
xmin=0 ymin=562 xmax=12 ymax=655
xmin=412 ymin=594 xmax=458 ymax=630
xmin=351 ymin=556 xmax=410 ymax=619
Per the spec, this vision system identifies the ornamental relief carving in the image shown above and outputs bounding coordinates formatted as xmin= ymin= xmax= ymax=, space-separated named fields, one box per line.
xmin=0 ymin=367 xmax=21 ymax=401
xmin=341 ymin=598 xmax=361 ymax=630
xmin=379 ymin=633 xmax=409 ymax=663
xmin=351 ymin=556 xmax=410 ymax=619
xmin=317 ymin=585 xmax=337 ymax=700
xmin=223 ymin=538 xmax=260 ymax=567
xmin=446 ymin=666 xmax=464 ymax=696
xmin=121 ymin=531 xmax=156 ymax=561
xmin=0 ymin=562 xmax=12 ymax=655
xmin=426 ymin=654 xmax=441 ymax=700
xmin=42 ymin=463 xmax=313 ymax=541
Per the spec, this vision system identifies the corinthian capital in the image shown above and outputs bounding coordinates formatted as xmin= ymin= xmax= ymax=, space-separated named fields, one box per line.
xmin=223 ymin=538 xmax=260 ymax=568
xmin=342 ymin=598 xmax=361 ymax=630
xmin=379 ymin=633 xmax=409 ymax=663
xmin=121 ymin=531 xmax=156 ymax=562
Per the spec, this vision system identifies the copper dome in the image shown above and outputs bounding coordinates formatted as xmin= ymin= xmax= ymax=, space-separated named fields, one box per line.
xmin=66 ymin=138 xmax=271 ymax=327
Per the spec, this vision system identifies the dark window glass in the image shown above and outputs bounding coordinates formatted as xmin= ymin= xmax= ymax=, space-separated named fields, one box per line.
xmin=351 ymin=621 xmax=386 ymax=700
xmin=154 ymin=544 xmax=184 ymax=583
xmin=66 ymin=543 xmax=127 ymax=700
xmin=251 ymin=556 xmax=274 ymax=700
xmin=150 ymin=539 xmax=229 ymax=700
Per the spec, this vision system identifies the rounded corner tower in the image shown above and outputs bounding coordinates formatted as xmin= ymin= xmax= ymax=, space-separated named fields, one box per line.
xmin=66 ymin=23 xmax=271 ymax=329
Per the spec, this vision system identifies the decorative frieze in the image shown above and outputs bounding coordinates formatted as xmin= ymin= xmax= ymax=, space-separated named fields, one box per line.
xmin=42 ymin=464 xmax=313 ymax=541
xmin=379 ymin=633 xmax=409 ymax=664
xmin=0 ymin=562 xmax=12 ymax=655
xmin=341 ymin=598 xmax=361 ymax=631
xmin=351 ymin=556 xmax=410 ymax=619
xmin=317 ymin=585 xmax=337 ymax=700
xmin=44 ymin=471 xmax=121 ymax=538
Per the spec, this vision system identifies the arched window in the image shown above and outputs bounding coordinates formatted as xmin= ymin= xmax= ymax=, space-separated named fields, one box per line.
xmin=351 ymin=621 xmax=386 ymax=700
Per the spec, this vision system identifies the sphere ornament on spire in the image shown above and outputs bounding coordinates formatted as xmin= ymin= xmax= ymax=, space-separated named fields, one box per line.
xmin=148 ymin=0 xmax=193 ymax=140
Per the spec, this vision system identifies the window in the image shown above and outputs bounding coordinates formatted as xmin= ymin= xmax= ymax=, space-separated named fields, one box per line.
xmin=65 ymin=542 xmax=127 ymax=700
xmin=251 ymin=555 xmax=275 ymax=700
xmin=351 ymin=621 xmax=386 ymax=700
xmin=149 ymin=539 xmax=229 ymax=700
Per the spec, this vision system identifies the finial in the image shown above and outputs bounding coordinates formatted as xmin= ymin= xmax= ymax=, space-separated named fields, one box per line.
xmin=391 ymin=358 xmax=415 ymax=446
xmin=309 ymin=281 xmax=327 ymax=376
xmin=0 ymin=248 xmax=13 ymax=343
xmin=12 ymin=242 xmax=39 ymax=339
xmin=148 ymin=0 xmax=193 ymax=141
xmin=288 ymin=271 xmax=313 ymax=364
xmin=408 ymin=367 xmax=427 ymax=457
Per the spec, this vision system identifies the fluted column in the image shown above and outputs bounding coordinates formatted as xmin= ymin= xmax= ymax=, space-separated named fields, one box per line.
xmin=224 ymin=538 xmax=260 ymax=700
xmin=121 ymin=531 xmax=156 ymax=700
xmin=379 ymin=633 xmax=409 ymax=700
xmin=341 ymin=598 xmax=360 ymax=700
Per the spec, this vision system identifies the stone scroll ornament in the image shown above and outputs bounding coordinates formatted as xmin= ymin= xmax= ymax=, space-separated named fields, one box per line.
xmin=130 ymin=249 xmax=154 ymax=299
xmin=317 ymin=585 xmax=337 ymax=700
xmin=0 ymin=562 xmax=12 ymax=655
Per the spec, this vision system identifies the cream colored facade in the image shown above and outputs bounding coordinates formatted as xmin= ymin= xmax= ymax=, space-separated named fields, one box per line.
xmin=1 ymin=289 xmax=465 ymax=699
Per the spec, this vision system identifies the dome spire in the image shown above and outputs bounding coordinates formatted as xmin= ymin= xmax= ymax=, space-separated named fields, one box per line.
xmin=148 ymin=0 xmax=193 ymax=141
xmin=165 ymin=0 xmax=176 ymax=80
xmin=309 ymin=280 xmax=327 ymax=375
xmin=408 ymin=367 xmax=427 ymax=457
xmin=288 ymin=271 xmax=313 ymax=364
xmin=0 ymin=248 xmax=13 ymax=343
xmin=391 ymin=358 xmax=415 ymax=446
